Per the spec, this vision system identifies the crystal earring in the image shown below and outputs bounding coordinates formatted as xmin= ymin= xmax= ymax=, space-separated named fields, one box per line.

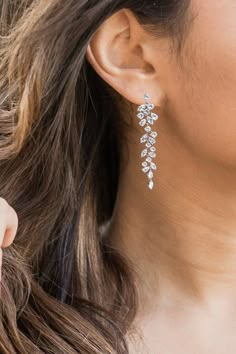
xmin=137 ymin=93 xmax=159 ymax=190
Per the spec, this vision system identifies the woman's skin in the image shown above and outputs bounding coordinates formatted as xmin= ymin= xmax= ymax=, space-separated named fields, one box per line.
xmin=0 ymin=198 xmax=18 ymax=282
xmin=86 ymin=1 xmax=236 ymax=353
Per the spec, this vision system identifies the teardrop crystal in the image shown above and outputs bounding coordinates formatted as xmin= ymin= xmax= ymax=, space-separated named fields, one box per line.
xmin=148 ymin=180 xmax=154 ymax=190
xmin=151 ymin=112 xmax=159 ymax=120
xmin=137 ymin=112 xmax=144 ymax=119
xmin=145 ymin=125 xmax=151 ymax=132
xmin=139 ymin=118 xmax=146 ymax=126
xmin=149 ymin=137 xmax=156 ymax=145
xmin=138 ymin=104 xmax=147 ymax=111
xmin=149 ymin=152 xmax=156 ymax=158
xmin=147 ymin=117 xmax=154 ymax=125
xmin=142 ymin=166 xmax=149 ymax=173
xmin=150 ymin=131 xmax=157 ymax=138
xmin=148 ymin=103 xmax=154 ymax=110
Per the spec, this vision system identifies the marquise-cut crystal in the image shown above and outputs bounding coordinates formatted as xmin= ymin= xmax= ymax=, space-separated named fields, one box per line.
xmin=142 ymin=161 xmax=148 ymax=167
xmin=151 ymin=162 xmax=157 ymax=170
xmin=146 ymin=142 xmax=151 ymax=148
xmin=140 ymin=134 xmax=148 ymax=143
xmin=148 ymin=170 xmax=154 ymax=179
xmin=146 ymin=157 xmax=152 ymax=163
xmin=150 ymin=146 xmax=156 ymax=152
xmin=141 ymin=149 xmax=147 ymax=157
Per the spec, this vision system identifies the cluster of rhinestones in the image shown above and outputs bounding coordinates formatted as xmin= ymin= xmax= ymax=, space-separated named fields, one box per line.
xmin=137 ymin=93 xmax=159 ymax=190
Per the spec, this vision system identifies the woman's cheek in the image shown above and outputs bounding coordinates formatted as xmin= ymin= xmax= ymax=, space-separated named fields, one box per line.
xmin=165 ymin=0 xmax=236 ymax=166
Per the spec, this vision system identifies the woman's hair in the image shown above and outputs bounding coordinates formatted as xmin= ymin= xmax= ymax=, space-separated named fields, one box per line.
xmin=0 ymin=1 xmax=191 ymax=353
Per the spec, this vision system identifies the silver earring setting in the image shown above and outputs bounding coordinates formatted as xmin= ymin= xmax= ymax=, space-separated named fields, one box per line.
xmin=137 ymin=93 xmax=159 ymax=190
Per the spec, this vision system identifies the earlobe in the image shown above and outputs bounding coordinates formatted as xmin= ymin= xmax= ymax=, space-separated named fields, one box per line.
xmin=85 ymin=9 xmax=164 ymax=107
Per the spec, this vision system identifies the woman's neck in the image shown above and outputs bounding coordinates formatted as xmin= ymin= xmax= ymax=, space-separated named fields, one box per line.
xmin=109 ymin=131 xmax=236 ymax=317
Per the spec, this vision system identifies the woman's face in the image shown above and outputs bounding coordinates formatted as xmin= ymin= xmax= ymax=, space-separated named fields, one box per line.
xmin=87 ymin=0 xmax=236 ymax=175
xmin=166 ymin=0 xmax=236 ymax=169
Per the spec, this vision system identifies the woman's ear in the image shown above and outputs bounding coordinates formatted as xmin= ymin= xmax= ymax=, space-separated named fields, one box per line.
xmin=85 ymin=9 xmax=166 ymax=107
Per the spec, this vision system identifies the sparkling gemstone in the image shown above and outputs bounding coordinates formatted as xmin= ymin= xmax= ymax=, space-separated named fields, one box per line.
xmin=147 ymin=117 xmax=154 ymax=125
xmin=151 ymin=162 xmax=157 ymax=170
xmin=143 ymin=109 xmax=150 ymax=115
xmin=141 ymin=149 xmax=147 ymax=157
xmin=142 ymin=161 xmax=148 ymax=167
xmin=142 ymin=166 xmax=149 ymax=173
xmin=138 ymin=104 xmax=147 ymax=111
xmin=144 ymin=93 xmax=150 ymax=100
xmin=148 ymin=103 xmax=154 ymax=110
xmin=149 ymin=137 xmax=156 ymax=145
xmin=139 ymin=118 xmax=146 ymax=126
xmin=146 ymin=157 xmax=152 ymax=163
xmin=140 ymin=134 xmax=148 ymax=143
xmin=145 ymin=125 xmax=151 ymax=132
xmin=151 ymin=131 xmax=158 ymax=138
xmin=151 ymin=112 xmax=159 ymax=120
xmin=148 ymin=180 xmax=154 ymax=190
xmin=150 ymin=146 xmax=156 ymax=152
xmin=148 ymin=170 xmax=154 ymax=179
xmin=149 ymin=152 xmax=156 ymax=158
xmin=137 ymin=112 xmax=144 ymax=119
xmin=146 ymin=142 xmax=151 ymax=148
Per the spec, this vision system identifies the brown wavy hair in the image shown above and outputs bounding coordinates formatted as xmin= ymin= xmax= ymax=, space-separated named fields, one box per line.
xmin=0 ymin=1 xmax=191 ymax=353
